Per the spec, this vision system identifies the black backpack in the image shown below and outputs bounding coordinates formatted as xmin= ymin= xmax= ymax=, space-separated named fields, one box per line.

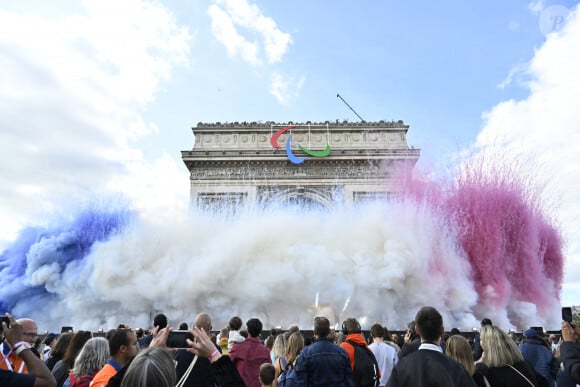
xmin=346 ymin=340 xmax=380 ymax=387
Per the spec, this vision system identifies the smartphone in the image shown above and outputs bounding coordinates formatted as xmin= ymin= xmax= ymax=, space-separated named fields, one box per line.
xmin=562 ymin=307 xmax=573 ymax=323
xmin=166 ymin=330 xmax=194 ymax=348
xmin=0 ymin=316 xmax=10 ymax=332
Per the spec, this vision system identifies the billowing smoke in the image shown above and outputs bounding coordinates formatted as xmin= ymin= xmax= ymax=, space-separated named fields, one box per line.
xmin=0 ymin=162 xmax=563 ymax=332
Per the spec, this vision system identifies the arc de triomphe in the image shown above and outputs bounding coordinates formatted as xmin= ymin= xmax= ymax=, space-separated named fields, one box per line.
xmin=181 ymin=120 xmax=420 ymax=210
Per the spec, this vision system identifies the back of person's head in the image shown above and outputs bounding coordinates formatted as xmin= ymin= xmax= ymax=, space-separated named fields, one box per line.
xmin=481 ymin=318 xmax=492 ymax=327
xmin=153 ymin=314 xmax=168 ymax=329
xmin=121 ymin=347 xmax=175 ymax=387
xmin=314 ymin=317 xmax=331 ymax=338
xmin=264 ymin=335 xmax=275 ymax=350
xmin=194 ymin=313 xmax=212 ymax=332
xmin=63 ymin=331 xmax=93 ymax=368
xmin=71 ymin=337 xmax=109 ymax=377
xmin=229 ymin=316 xmax=243 ymax=331
xmin=178 ymin=322 xmax=188 ymax=330
xmin=415 ymin=306 xmax=443 ymax=342
xmin=450 ymin=328 xmax=461 ymax=335
xmin=285 ymin=332 xmax=305 ymax=364
xmin=287 ymin=325 xmax=300 ymax=334
xmin=480 ymin=325 xmax=523 ymax=368
xmin=342 ymin=318 xmax=362 ymax=335
xmin=406 ymin=321 xmax=416 ymax=335
xmin=272 ymin=334 xmax=287 ymax=359
xmin=135 ymin=328 xmax=144 ymax=340
xmin=50 ymin=332 xmax=73 ymax=359
xmin=246 ymin=318 xmax=263 ymax=338
xmin=259 ymin=363 xmax=276 ymax=386
xmin=370 ymin=323 xmax=385 ymax=339
xmin=445 ymin=335 xmax=475 ymax=375
xmin=220 ymin=327 xmax=229 ymax=337
xmin=109 ymin=329 xmax=132 ymax=356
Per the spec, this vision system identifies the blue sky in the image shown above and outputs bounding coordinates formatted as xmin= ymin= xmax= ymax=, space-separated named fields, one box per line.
xmin=1 ymin=0 xmax=579 ymax=308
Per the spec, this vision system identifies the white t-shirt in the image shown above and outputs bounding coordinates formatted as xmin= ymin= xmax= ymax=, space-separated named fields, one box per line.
xmin=369 ymin=341 xmax=398 ymax=386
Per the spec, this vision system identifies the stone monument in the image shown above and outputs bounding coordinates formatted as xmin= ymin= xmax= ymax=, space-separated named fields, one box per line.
xmin=181 ymin=120 xmax=420 ymax=210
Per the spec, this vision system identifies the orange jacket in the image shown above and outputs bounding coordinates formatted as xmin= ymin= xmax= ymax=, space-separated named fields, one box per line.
xmin=339 ymin=333 xmax=369 ymax=370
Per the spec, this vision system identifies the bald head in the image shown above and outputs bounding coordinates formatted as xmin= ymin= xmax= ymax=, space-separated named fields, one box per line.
xmin=194 ymin=313 xmax=212 ymax=331
xmin=16 ymin=318 xmax=38 ymax=345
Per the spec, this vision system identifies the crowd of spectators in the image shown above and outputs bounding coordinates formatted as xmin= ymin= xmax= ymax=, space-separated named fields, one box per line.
xmin=1 ymin=308 xmax=579 ymax=387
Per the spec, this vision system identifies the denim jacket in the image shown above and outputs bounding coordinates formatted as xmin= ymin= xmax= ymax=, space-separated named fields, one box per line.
xmin=295 ymin=338 xmax=354 ymax=387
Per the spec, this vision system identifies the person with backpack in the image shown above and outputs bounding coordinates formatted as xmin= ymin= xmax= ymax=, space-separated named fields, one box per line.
xmin=275 ymin=332 xmax=304 ymax=387
xmin=339 ymin=318 xmax=380 ymax=387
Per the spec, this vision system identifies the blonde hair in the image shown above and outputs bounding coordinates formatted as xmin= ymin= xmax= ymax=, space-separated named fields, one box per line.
xmin=445 ymin=335 xmax=475 ymax=375
xmin=284 ymin=332 xmax=304 ymax=365
xmin=272 ymin=334 xmax=287 ymax=360
xmin=480 ymin=325 xmax=523 ymax=368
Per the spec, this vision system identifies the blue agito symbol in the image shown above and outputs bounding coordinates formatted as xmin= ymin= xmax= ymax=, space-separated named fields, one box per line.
xmin=270 ymin=125 xmax=331 ymax=165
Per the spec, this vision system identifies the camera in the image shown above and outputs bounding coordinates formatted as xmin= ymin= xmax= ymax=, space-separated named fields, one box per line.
xmin=166 ymin=330 xmax=194 ymax=349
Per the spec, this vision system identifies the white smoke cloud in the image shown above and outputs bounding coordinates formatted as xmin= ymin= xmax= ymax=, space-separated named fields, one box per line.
xmin=16 ymin=200 xmax=481 ymax=332
xmin=474 ymin=4 xmax=580 ymax=308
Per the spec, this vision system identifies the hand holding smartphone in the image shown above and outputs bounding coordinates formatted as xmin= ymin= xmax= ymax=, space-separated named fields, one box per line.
xmin=166 ymin=330 xmax=194 ymax=349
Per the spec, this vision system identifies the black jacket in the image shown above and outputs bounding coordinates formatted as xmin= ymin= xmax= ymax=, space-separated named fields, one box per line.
xmin=387 ymin=348 xmax=476 ymax=387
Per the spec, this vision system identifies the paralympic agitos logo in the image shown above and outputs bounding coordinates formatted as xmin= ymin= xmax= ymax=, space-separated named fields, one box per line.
xmin=270 ymin=125 xmax=331 ymax=165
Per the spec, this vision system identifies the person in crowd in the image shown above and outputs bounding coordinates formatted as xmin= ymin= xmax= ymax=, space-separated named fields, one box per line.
xmin=138 ymin=313 xmax=168 ymax=349
xmin=89 ymin=329 xmax=138 ymax=387
xmin=179 ymin=322 xmax=189 ymax=330
xmin=473 ymin=318 xmax=493 ymax=361
xmin=218 ymin=328 xmax=229 ymax=355
xmin=520 ymin=328 xmax=558 ymax=387
xmin=556 ymin=326 xmax=578 ymax=387
xmin=445 ymin=335 xmax=475 ymax=376
xmin=52 ymin=331 xmax=92 ymax=387
xmin=274 ymin=331 xmax=304 ymax=383
xmin=548 ymin=334 xmax=558 ymax=355
xmin=387 ymin=306 xmax=476 ymax=387
xmin=1 ymin=314 xmax=57 ymax=387
xmin=45 ymin=333 xmax=72 ymax=371
xmin=339 ymin=318 xmax=377 ymax=373
xmin=271 ymin=334 xmax=287 ymax=365
xmin=227 ymin=316 xmax=245 ymax=351
xmin=229 ymin=318 xmax=271 ymax=387
xmin=174 ymin=312 xmax=219 ymax=387
xmin=42 ymin=334 xmax=58 ymax=362
xmin=473 ymin=325 xmax=540 ymax=387
xmin=560 ymin=320 xmax=580 ymax=383
xmin=134 ymin=328 xmax=144 ymax=342
xmin=398 ymin=321 xmax=420 ymax=358
xmin=294 ymin=316 xmax=354 ymax=386
xmin=67 ymin=337 xmax=109 ymax=387
xmin=382 ymin=327 xmax=400 ymax=355
xmin=1 ymin=317 xmax=39 ymax=374
xmin=369 ymin=323 xmax=398 ymax=386
xmin=259 ymin=363 xmax=275 ymax=387
xmin=120 ymin=347 xmax=174 ymax=387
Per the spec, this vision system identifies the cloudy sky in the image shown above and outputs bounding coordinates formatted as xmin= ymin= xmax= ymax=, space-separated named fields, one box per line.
xmin=1 ymin=0 xmax=579 ymax=306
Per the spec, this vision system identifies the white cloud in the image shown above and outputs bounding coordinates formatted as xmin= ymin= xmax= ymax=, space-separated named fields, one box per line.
xmin=208 ymin=0 xmax=292 ymax=65
xmin=474 ymin=4 xmax=580 ymax=306
xmin=270 ymin=72 xmax=306 ymax=105
xmin=528 ymin=0 xmax=546 ymax=15
xmin=0 ymin=0 xmax=191 ymax=246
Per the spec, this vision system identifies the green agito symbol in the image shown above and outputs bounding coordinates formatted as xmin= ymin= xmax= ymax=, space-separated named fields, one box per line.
xmin=270 ymin=125 xmax=331 ymax=164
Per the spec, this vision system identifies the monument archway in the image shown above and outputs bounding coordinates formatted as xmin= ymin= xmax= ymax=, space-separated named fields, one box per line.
xmin=181 ymin=120 xmax=420 ymax=210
